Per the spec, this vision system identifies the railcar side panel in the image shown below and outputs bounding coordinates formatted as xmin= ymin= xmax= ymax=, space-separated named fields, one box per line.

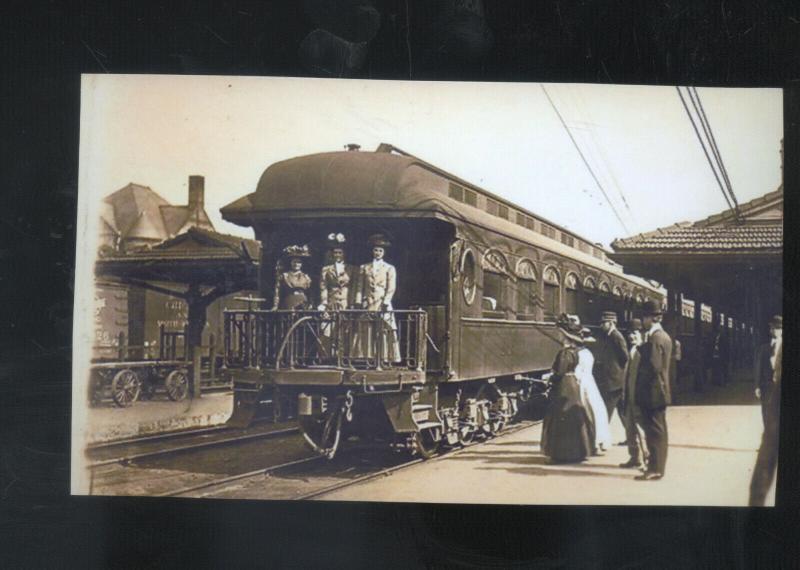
xmin=454 ymin=318 xmax=561 ymax=380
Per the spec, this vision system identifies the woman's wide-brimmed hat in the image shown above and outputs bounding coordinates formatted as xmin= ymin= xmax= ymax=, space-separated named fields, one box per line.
xmin=557 ymin=314 xmax=585 ymax=344
xmin=326 ymin=233 xmax=347 ymax=250
xmin=281 ymin=244 xmax=311 ymax=260
xmin=580 ymin=326 xmax=596 ymax=344
xmin=367 ymin=233 xmax=392 ymax=248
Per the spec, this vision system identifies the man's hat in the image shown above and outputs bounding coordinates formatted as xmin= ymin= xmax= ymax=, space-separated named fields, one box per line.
xmin=367 ymin=233 xmax=392 ymax=248
xmin=281 ymin=244 xmax=311 ymax=259
xmin=770 ymin=315 xmax=783 ymax=329
xmin=642 ymin=299 xmax=663 ymax=317
xmin=630 ymin=318 xmax=643 ymax=331
xmin=600 ymin=311 xmax=618 ymax=323
xmin=326 ymin=233 xmax=347 ymax=250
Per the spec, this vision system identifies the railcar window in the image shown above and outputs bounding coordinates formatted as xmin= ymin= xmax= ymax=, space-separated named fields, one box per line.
xmin=515 ymin=259 xmax=538 ymax=319
xmin=464 ymin=189 xmax=477 ymax=207
xmin=540 ymin=223 xmax=556 ymax=239
xmin=543 ymin=266 xmax=560 ymax=319
xmin=564 ymin=272 xmax=579 ymax=315
xmin=482 ymin=250 xmax=513 ymax=318
xmin=448 ymin=183 xmax=464 ymax=202
xmin=582 ymin=277 xmax=598 ymax=323
xmin=483 ymin=271 xmax=507 ymax=318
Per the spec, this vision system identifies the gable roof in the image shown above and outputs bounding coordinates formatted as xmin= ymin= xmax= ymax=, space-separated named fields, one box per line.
xmin=611 ymin=187 xmax=783 ymax=255
xmin=102 ymin=182 xmax=215 ymax=244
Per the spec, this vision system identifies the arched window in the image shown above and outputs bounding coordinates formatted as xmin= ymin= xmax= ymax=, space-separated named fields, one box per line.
xmin=597 ymin=281 xmax=612 ymax=321
xmin=482 ymin=249 xmax=513 ymax=318
xmin=543 ymin=266 xmax=560 ymax=319
xmin=583 ymin=276 xmax=598 ymax=322
xmin=612 ymin=285 xmax=624 ymax=321
xmin=564 ymin=272 xmax=579 ymax=315
xmin=515 ymin=259 xmax=539 ymax=319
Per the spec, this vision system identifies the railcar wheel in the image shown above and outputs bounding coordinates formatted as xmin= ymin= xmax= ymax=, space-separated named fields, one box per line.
xmin=457 ymin=424 xmax=475 ymax=446
xmin=412 ymin=428 xmax=440 ymax=459
xmin=300 ymin=409 xmax=343 ymax=459
xmin=165 ymin=369 xmax=189 ymax=401
xmin=111 ymin=369 xmax=141 ymax=408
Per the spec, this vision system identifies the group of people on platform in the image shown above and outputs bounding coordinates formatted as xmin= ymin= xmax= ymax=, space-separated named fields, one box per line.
xmin=271 ymin=233 xmax=401 ymax=363
xmin=541 ymin=301 xmax=673 ymax=481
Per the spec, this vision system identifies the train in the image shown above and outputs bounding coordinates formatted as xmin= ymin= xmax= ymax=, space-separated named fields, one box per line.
xmin=219 ymin=143 xmax=665 ymax=458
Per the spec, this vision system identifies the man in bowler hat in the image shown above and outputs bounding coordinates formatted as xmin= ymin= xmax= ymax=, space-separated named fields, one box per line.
xmin=635 ymin=300 xmax=673 ymax=480
xmin=754 ymin=315 xmax=782 ymax=428
xmin=593 ymin=311 xmax=629 ymax=422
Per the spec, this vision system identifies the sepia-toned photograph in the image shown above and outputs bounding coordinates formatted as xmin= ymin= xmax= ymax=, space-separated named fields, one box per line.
xmin=72 ymin=75 xmax=782 ymax=506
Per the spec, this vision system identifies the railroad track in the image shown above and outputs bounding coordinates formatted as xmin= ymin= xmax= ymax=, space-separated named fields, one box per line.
xmin=163 ymin=420 xmax=539 ymax=500
xmin=87 ymin=417 xmax=275 ymax=453
xmin=87 ymin=423 xmax=298 ymax=469
xmin=295 ymin=420 xmax=538 ymax=501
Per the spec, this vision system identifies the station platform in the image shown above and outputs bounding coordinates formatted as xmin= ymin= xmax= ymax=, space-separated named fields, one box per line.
xmin=320 ymin=388 xmax=771 ymax=507
xmin=81 ymin=391 xmax=233 ymax=444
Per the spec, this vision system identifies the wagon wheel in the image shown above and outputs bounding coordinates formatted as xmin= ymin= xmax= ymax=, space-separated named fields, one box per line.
xmin=165 ymin=369 xmax=189 ymax=402
xmin=111 ymin=369 xmax=141 ymax=408
xmin=412 ymin=428 xmax=440 ymax=459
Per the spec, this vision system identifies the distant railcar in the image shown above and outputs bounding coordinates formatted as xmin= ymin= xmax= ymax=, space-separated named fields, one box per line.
xmin=220 ymin=144 xmax=664 ymax=458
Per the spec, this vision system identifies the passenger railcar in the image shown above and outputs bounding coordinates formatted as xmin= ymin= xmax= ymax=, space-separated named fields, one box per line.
xmin=220 ymin=144 xmax=664 ymax=458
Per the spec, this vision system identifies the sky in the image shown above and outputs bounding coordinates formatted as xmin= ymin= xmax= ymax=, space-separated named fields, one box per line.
xmin=78 ymin=75 xmax=783 ymax=247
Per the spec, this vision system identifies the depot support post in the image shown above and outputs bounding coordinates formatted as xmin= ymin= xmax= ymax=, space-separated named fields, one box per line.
xmin=192 ymin=349 xmax=203 ymax=399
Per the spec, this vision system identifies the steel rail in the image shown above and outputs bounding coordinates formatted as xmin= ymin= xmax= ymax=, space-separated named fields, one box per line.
xmin=159 ymin=455 xmax=324 ymax=498
xmin=87 ymin=426 xmax=300 ymax=469
xmin=293 ymin=421 xmax=538 ymax=501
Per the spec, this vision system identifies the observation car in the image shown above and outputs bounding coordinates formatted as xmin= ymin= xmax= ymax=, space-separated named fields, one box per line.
xmin=220 ymin=144 xmax=664 ymax=458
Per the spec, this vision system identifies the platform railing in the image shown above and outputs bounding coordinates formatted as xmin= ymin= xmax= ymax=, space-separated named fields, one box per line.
xmin=223 ymin=309 xmax=427 ymax=371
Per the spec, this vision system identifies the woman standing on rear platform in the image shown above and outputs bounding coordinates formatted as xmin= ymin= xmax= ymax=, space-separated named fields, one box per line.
xmin=541 ymin=320 xmax=594 ymax=464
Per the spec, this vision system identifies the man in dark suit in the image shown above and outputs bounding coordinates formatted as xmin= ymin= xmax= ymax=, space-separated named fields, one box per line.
xmin=593 ymin=311 xmax=629 ymax=422
xmin=754 ymin=315 xmax=782 ymax=428
xmin=749 ymin=341 xmax=781 ymax=505
xmin=635 ymin=300 xmax=673 ymax=481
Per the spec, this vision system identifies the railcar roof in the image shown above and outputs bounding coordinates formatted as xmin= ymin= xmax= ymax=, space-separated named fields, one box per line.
xmin=221 ymin=148 xmax=661 ymax=294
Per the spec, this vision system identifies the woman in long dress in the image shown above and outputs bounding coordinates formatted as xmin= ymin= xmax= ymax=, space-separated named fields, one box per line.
xmin=572 ymin=320 xmax=612 ymax=454
xmin=273 ymin=245 xmax=312 ymax=310
xmin=540 ymin=326 xmax=594 ymax=463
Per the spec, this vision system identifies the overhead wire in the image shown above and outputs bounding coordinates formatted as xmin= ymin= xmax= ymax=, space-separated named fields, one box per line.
xmin=675 ymin=86 xmax=735 ymax=212
xmin=689 ymin=86 xmax=742 ymax=221
xmin=571 ymin=86 xmax=638 ymax=231
xmin=540 ymin=84 xmax=631 ymax=235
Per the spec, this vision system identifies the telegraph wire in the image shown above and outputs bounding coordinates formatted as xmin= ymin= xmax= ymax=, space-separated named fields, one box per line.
xmin=571 ymin=87 xmax=637 ymax=227
xmin=686 ymin=87 xmax=736 ymax=210
xmin=689 ymin=86 xmax=742 ymax=220
xmin=675 ymin=86 xmax=735 ymax=212
xmin=540 ymin=84 xmax=631 ymax=235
